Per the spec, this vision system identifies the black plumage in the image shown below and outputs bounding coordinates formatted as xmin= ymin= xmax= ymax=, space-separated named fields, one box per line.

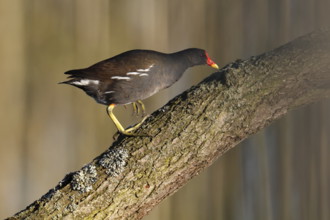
xmin=61 ymin=48 xmax=219 ymax=135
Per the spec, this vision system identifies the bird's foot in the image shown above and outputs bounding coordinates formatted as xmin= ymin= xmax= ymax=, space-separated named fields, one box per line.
xmin=107 ymin=104 xmax=149 ymax=138
xmin=122 ymin=115 xmax=149 ymax=136
xmin=112 ymin=115 xmax=150 ymax=138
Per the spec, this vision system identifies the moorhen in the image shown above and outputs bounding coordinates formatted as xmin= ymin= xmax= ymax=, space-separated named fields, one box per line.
xmin=61 ymin=48 xmax=219 ymax=135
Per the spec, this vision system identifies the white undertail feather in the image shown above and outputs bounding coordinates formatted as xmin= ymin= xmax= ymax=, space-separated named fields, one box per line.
xmin=71 ymin=79 xmax=100 ymax=86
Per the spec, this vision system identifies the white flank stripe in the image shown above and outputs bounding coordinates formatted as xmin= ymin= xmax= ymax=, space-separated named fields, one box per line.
xmin=104 ymin=91 xmax=115 ymax=94
xmin=72 ymin=79 xmax=99 ymax=86
xmin=139 ymin=73 xmax=149 ymax=77
xmin=127 ymin=72 xmax=140 ymax=75
xmin=111 ymin=76 xmax=131 ymax=80
xmin=137 ymin=64 xmax=154 ymax=72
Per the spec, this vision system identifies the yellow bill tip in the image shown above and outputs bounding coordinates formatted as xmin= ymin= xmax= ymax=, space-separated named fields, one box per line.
xmin=211 ymin=63 xmax=219 ymax=69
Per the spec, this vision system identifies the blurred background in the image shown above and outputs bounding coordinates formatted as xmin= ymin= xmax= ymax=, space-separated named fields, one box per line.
xmin=1 ymin=0 xmax=329 ymax=219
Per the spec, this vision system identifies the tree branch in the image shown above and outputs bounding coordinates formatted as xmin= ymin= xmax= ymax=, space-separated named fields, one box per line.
xmin=7 ymin=29 xmax=330 ymax=220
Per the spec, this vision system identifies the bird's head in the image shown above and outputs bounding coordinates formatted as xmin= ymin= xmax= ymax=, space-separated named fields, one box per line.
xmin=183 ymin=48 xmax=219 ymax=69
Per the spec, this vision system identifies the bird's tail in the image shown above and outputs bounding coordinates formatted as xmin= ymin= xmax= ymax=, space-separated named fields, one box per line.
xmin=59 ymin=69 xmax=85 ymax=85
xmin=64 ymin=69 xmax=84 ymax=78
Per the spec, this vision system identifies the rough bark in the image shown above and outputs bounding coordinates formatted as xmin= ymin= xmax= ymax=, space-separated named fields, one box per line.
xmin=7 ymin=29 xmax=330 ymax=220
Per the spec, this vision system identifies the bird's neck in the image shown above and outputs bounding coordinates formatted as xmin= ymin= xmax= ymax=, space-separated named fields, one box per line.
xmin=169 ymin=50 xmax=195 ymax=68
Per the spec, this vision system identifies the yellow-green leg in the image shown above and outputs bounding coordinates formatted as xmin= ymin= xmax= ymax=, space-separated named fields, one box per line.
xmin=132 ymin=100 xmax=146 ymax=116
xmin=137 ymin=100 xmax=146 ymax=115
xmin=132 ymin=102 xmax=138 ymax=115
xmin=107 ymin=104 xmax=148 ymax=136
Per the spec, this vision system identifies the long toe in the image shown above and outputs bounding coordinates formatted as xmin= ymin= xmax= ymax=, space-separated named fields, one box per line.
xmin=137 ymin=100 xmax=146 ymax=117
xmin=132 ymin=102 xmax=139 ymax=116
